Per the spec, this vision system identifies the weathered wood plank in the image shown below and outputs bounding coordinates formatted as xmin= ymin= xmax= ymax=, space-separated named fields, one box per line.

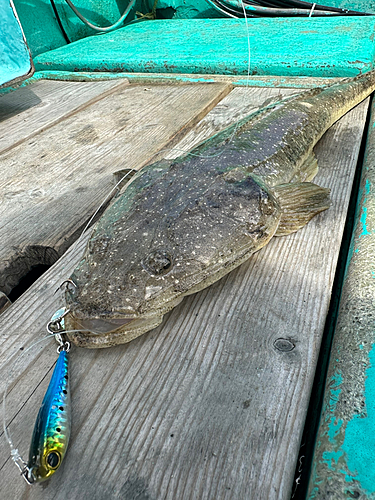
xmin=0 ymin=79 xmax=128 ymax=154
xmin=0 ymin=96 xmax=369 ymax=499
xmin=307 ymin=99 xmax=375 ymax=499
xmin=28 ymin=69 xmax=344 ymax=88
xmin=0 ymin=81 xmax=231 ymax=295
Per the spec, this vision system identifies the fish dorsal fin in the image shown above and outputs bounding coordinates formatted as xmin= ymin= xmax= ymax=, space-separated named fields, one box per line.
xmin=291 ymin=151 xmax=319 ymax=183
xmin=273 ymin=182 xmax=331 ymax=236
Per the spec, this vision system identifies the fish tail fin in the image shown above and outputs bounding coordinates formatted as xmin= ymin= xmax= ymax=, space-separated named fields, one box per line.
xmin=273 ymin=182 xmax=331 ymax=236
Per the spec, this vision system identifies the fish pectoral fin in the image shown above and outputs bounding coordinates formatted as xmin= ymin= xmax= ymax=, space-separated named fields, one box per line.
xmin=290 ymin=151 xmax=319 ymax=183
xmin=113 ymin=168 xmax=137 ymax=192
xmin=273 ymin=182 xmax=331 ymax=237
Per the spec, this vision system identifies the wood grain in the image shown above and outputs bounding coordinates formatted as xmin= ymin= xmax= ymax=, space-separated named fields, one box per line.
xmin=0 ymin=89 xmax=369 ymax=499
xmin=0 ymin=81 xmax=231 ymax=295
xmin=0 ymin=80 xmax=128 ymax=154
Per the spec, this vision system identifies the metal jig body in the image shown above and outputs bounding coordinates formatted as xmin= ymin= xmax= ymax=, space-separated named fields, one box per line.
xmin=25 ymin=308 xmax=72 ymax=483
xmin=2 ymin=308 xmax=72 ymax=484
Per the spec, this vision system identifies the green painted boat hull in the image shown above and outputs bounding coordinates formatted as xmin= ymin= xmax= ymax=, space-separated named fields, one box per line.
xmin=33 ymin=18 xmax=375 ymax=78
xmin=0 ymin=0 xmax=34 ymax=88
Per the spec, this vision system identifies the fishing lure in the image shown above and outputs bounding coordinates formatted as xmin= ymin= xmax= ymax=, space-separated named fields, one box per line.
xmin=27 ymin=313 xmax=71 ymax=483
xmin=3 ymin=308 xmax=72 ymax=484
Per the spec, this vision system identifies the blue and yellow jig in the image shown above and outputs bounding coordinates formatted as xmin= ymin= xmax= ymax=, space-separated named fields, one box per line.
xmin=26 ymin=308 xmax=72 ymax=483
xmin=27 ymin=308 xmax=72 ymax=483
xmin=4 ymin=308 xmax=72 ymax=484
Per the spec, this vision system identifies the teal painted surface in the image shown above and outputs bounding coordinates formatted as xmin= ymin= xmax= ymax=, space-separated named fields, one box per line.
xmin=13 ymin=0 xmax=67 ymax=57
xmin=322 ymin=0 xmax=375 ymax=12
xmin=0 ymin=0 xmax=34 ymax=87
xmin=10 ymin=0 xmax=375 ymax=59
xmin=33 ymin=18 xmax=375 ymax=77
xmin=149 ymin=0 xmax=220 ymax=18
xmin=152 ymin=0 xmax=375 ymax=15
xmin=308 ymin=98 xmax=375 ymax=498
xmin=0 ymin=70 xmax=342 ymax=95
xmin=341 ymin=346 xmax=375 ymax=495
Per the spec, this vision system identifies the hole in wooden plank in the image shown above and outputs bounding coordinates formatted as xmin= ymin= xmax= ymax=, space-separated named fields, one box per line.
xmin=3 ymin=245 xmax=59 ymax=301
xmin=7 ymin=264 xmax=50 ymax=302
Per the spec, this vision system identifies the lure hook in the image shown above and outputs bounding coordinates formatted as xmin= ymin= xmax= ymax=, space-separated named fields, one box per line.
xmin=9 ymin=448 xmax=33 ymax=485
xmin=54 ymin=279 xmax=77 ymax=295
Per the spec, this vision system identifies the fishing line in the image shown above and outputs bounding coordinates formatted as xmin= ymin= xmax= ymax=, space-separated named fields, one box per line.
xmin=131 ymin=0 xmax=254 ymax=162
xmin=4 ymin=0 xmax=254 ymax=483
xmin=54 ymin=0 xmax=254 ymax=262
xmin=61 ymin=169 xmax=135 ymax=266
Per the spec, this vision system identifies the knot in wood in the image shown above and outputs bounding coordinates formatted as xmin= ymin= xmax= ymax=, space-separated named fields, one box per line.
xmin=273 ymin=338 xmax=295 ymax=352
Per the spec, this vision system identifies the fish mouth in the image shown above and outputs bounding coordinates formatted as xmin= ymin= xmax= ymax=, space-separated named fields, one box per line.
xmin=70 ymin=316 xmax=136 ymax=334
xmin=64 ymin=312 xmax=163 ymax=348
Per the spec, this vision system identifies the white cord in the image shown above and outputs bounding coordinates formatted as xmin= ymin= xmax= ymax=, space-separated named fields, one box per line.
xmin=65 ymin=0 xmax=136 ymax=32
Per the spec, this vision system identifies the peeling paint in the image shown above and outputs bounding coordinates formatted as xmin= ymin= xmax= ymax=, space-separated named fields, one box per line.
xmin=360 ymin=207 xmax=370 ymax=237
xmin=360 ymin=180 xmax=371 ymax=238
xmin=342 ymin=346 xmax=375 ymax=495
xmin=322 ymin=449 xmax=344 ymax=469
xmin=0 ymin=70 xmax=344 ymax=97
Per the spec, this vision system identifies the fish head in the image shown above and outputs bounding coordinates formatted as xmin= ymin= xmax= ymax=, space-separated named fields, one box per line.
xmin=64 ymin=166 xmax=281 ymax=348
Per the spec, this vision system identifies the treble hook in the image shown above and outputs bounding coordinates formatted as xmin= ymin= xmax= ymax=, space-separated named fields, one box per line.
xmin=54 ymin=279 xmax=77 ymax=295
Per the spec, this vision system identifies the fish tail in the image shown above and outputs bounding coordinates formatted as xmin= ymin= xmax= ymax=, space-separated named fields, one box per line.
xmin=303 ymin=69 xmax=375 ymax=132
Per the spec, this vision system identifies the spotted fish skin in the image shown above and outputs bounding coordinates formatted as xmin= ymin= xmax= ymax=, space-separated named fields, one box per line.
xmin=27 ymin=350 xmax=71 ymax=483
xmin=64 ymin=70 xmax=375 ymax=348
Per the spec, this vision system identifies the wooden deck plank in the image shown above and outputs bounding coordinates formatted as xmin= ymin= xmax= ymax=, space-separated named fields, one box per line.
xmin=22 ymin=69 xmax=345 ymax=88
xmin=0 ymin=93 xmax=369 ymax=499
xmin=0 ymin=81 xmax=231 ymax=296
xmin=0 ymin=79 xmax=128 ymax=154
xmin=307 ymin=99 xmax=375 ymax=499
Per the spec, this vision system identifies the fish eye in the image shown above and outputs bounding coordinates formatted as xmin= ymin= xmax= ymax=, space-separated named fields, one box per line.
xmin=46 ymin=451 xmax=61 ymax=469
xmin=141 ymin=249 xmax=173 ymax=276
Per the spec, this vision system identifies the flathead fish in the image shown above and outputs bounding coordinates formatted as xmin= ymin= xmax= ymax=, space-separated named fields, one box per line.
xmin=64 ymin=70 xmax=375 ymax=347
